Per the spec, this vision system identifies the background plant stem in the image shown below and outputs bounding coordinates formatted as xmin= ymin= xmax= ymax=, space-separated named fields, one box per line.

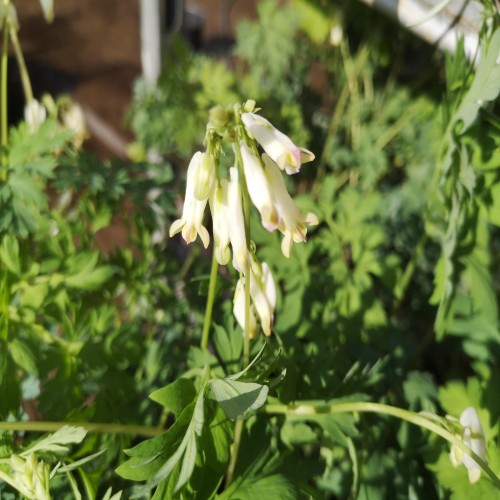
xmin=1 ymin=20 xmax=9 ymax=174
xmin=0 ymin=421 xmax=163 ymax=438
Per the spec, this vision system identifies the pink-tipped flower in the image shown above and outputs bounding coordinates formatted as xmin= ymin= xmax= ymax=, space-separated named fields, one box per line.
xmin=263 ymin=154 xmax=318 ymax=258
xmin=242 ymin=112 xmax=315 ymax=175
xmin=169 ymin=152 xmax=210 ymax=248
xmin=239 ymin=141 xmax=278 ymax=231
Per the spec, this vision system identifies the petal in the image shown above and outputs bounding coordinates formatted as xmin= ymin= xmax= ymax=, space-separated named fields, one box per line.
xmin=169 ymin=218 xmax=185 ymax=238
xmin=240 ymin=141 xmax=278 ymax=230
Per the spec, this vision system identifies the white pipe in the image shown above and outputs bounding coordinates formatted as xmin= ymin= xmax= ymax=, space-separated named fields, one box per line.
xmin=358 ymin=0 xmax=483 ymax=60
xmin=140 ymin=0 xmax=162 ymax=84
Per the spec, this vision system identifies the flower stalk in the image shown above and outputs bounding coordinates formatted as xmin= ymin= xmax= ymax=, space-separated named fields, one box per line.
xmin=262 ymin=401 xmax=500 ymax=488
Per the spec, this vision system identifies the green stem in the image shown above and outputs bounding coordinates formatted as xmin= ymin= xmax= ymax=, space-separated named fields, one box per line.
xmin=225 ymin=419 xmax=244 ymax=487
xmin=225 ymin=131 xmax=253 ymax=487
xmin=0 ymin=421 xmax=163 ymax=438
xmin=393 ymin=232 xmax=428 ymax=308
xmin=1 ymin=15 xmax=9 ymax=175
xmin=262 ymin=401 xmax=500 ymax=488
xmin=9 ymin=23 xmax=33 ymax=104
xmin=200 ymin=249 xmax=219 ymax=350
xmin=233 ymin=139 xmax=252 ymax=369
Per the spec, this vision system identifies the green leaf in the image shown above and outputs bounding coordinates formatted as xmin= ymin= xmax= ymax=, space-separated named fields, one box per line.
xmin=0 ymin=236 xmax=21 ymax=275
xmin=22 ymin=426 xmax=87 ymax=455
xmin=0 ymin=349 xmax=21 ymax=418
xmin=292 ymin=0 xmax=333 ymax=43
xmin=454 ymin=30 xmax=500 ymax=134
xmin=208 ymin=379 xmax=269 ymax=420
xmin=55 ymin=449 xmax=107 ymax=473
xmin=8 ymin=338 xmax=38 ymax=375
xmin=149 ymin=378 xmax=197 ymax=418
xmin=116 ymin=403 xmax=194 ymax=481
xmin=219 ymin=474 xmax=298 ymax=500
xmin=65 ymin=252 xmax=114 ymax=290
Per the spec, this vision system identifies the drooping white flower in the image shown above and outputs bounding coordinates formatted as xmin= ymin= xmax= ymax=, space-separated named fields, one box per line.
xmin=263 ymin=154 xmax=318 ymax=258
xmin=194 ymin=152 xmax=215 ymax=201
xmin=233 ymin=277 xmax=257 ymax=338
xmin=209 ymin=179 xmax=231 ymax=265
xmin=62 ymin=102 xmax=87 ymax=147
xmin=239 ymin=140 xmax=278 ymax=231
xmin=24 ymin=99 xmax=46 ymax=133
xmin=249 ymin=261 xmax=276 ymax=336
xmin=227 ymin=167 xmax=248 ymax=272
xmin=169 ymin=152 xmax=210 ymax=248
xmin=241 ymin=112 xmax=315 ymax=175
xmin=233 ymin=260 xmax=276 ymax=337
xmin=449 ymin=407 xmax=487 ymax=484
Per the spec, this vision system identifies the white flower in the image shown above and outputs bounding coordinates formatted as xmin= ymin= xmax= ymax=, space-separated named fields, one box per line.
xmin=249 ymin=261 xmax=276 ymax=336
xmin=194 ymin=152 xmax=215 ymax=201
xmin=169 ymin=152 xmax=210 ymax=248
xmin=241 ymin=112 xmax=315 ymax=175
xmin=62 ymin=102 xmax=87 ymax=147
xmin=227 ymin=167 xmax=248 ymax=272
xmin=239 ymin=140 xmax=278 ymax=231
xmin=449 ymin=407 xmax=487 ymax=484
xmin=233 ymin=278 xmax=257 ymax=338
xmin=263 ymin=154 xmax=318 ymax=258
xmin=233 ymin=261 xmax=276 ymax=337
xmin=209 ymin=179 xmax=231 ymax=265
xmin=24 ymin=99 xmax=46 ymax=133
xmin=38 ymin=0 xmax=54 ymax=22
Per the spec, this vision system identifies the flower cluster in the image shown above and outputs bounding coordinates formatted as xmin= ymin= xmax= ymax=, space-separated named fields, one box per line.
xmin=169 ymin=102 xmax=318 ymax=336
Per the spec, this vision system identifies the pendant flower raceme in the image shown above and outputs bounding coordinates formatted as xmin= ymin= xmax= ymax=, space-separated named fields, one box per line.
xmin=169 ymin=152 xmax=210 ymax=249
xmin=241 ymin=112 xmax=315 ymax=175
xmin=168 ymin=101 xmax=317 ymax=338
xmin=449 ymin=407 xmax=487 ymax=484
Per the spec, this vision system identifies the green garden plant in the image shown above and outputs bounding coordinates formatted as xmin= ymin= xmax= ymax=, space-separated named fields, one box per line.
xmin=1 ymin=0 xmax=499 ymax=498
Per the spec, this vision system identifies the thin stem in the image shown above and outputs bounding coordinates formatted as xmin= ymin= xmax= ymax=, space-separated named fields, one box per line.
xmin=9 ymin=23 xmax=33 ymax=103
xmin=393 ymin=232 xmax=428 ymax=308
xmin=0 ymin=421 xmax=163 ymax=438
xmin=225 ymin=131 xmax=253 ymax=488
xmin=200 ymin=249 xmax=219 ymax=350
xmin=262 ymin=401 xmax=500 ymax=488
xmin=225 ymin=419 xmax=244 ymax=487
xmin=233 ymin=138 xmax=251 ymax=368
xmin=1 ymin=15 xmax=9 ymax=175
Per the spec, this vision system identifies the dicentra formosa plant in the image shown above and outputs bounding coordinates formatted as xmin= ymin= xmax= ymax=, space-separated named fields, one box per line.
xmin=169 ymin=100 xmax=317 ymax=342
